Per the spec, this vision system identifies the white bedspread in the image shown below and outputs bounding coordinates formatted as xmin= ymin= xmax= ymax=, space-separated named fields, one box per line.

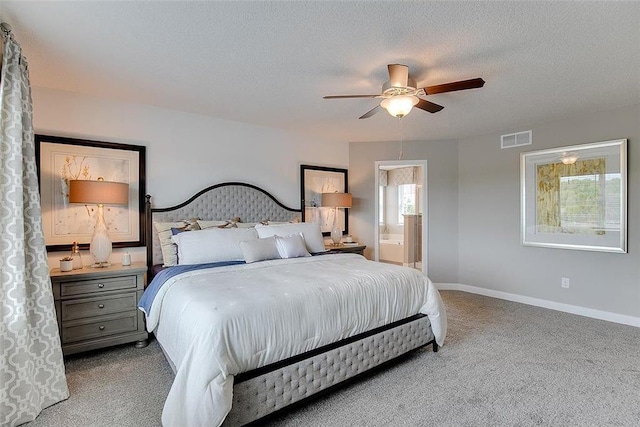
xmin=146 ymin=254 xmax=446 ymax=427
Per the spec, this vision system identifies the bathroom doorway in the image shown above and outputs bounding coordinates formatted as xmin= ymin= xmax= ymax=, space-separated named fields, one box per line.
xmin=374 ymin=160 xmax=427 ymax=274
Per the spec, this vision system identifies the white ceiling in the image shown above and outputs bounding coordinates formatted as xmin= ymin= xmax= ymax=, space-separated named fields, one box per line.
xmin=2 ymin=1 xmax=639 ymax=143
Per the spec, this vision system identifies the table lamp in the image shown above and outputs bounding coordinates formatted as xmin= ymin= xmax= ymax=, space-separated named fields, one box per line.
xmin=68 ymin=177 xmax=129 ymax=267
xmin=321 ymin=192 xmax=352 ymax=245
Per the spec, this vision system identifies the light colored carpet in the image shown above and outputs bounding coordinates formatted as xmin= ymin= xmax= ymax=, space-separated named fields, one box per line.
xmin=26 ymin=291 xmax=640 ymax=426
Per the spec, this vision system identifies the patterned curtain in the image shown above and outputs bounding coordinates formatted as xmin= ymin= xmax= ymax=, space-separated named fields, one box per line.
xmin=388 ymin=166 xmax=416 ymax=186
xmin=378 ymin=169 xmax=388 ymax=187
xmin=0 ymin=30 xmax=69 ymax=426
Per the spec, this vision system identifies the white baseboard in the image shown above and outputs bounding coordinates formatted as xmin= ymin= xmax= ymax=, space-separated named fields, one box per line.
xmin=434 ymin=283 xmax=640 ymax=328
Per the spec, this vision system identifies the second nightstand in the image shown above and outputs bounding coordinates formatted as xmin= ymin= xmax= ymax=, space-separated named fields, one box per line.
xmin=324 ymin=244 xmax=366 ymax=256
xmin=50 ymin=262 xmax=148 ymax=356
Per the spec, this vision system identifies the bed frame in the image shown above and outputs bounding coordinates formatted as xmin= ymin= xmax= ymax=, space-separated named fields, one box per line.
xmin=145 ymin=182 xmax=438 ymax=426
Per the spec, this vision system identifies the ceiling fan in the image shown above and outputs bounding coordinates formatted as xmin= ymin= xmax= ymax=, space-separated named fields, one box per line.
xmin=323 ymin=64 xmax=485 ymax=119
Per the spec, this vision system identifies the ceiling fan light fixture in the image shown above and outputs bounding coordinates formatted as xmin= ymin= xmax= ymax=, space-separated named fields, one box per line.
xmin=380 ymin=95 xmax=419 ymax=118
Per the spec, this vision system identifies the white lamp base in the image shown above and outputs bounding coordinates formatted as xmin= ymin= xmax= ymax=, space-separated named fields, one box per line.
xmin=90 ymin=204 xmax=113 ymax=267
xmin=330 ymin=207 xmax=342 ymax=245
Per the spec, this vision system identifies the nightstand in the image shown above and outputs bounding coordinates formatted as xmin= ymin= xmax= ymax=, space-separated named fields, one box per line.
xmin=50 ymin=262 xmax=148 ymax=356
xmin=325 ymin=244 xmax=366 ymax=256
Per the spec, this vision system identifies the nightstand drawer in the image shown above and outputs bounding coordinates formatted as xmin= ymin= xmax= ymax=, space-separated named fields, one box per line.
xmin=62 ymin=313 xmax=138 ymax=344
xmin=61 ymin=293 xmax=138 ymax=321
xmin=60 ymin=275 xmax=138 ymax=297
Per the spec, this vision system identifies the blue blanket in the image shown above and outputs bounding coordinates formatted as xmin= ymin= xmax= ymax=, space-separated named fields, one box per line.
xmin=138 ymin=261 xmax=244 ymax=316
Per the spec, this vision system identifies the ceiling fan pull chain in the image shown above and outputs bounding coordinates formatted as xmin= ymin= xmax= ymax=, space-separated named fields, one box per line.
xmin=398 ymin=117 xmax=404 ymax=160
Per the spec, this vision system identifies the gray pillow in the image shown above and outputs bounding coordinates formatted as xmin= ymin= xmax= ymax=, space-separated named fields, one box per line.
xmin=239 ymin=236 xmax=281 ymax=264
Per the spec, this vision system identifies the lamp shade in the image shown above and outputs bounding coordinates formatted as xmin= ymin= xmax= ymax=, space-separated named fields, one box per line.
xmin=321 ymin=192 xmax=352 ymax=208
xmin=69 ymin=179 xmax=129 ymax=205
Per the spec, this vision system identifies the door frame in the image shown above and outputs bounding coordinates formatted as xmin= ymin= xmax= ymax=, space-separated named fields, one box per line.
xmin=374 ymin=159 xmax=428 ymax=275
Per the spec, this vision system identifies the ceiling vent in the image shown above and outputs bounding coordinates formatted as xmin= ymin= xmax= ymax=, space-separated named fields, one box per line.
xmin=501 ymin=130 xmax=532 ymax=149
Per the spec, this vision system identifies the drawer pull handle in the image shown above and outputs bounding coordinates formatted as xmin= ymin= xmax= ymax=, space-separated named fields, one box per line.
xmin=98 ymin=283 xmax=105 ymax=288
xmin=98 ymin=304 xmax=105 ymax=309
xmin=99 ymin=325 xmax=105 ymax=330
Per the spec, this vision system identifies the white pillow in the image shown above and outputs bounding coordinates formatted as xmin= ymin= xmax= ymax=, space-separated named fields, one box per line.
xmin=275 ymin=233 xmax=311 ymax=259
xmin=154 ymin=219 xmax=200 ymax=266
xmin=172 ymin=227 xmax=258 ymax=265
xmin=255 ymin=222 xmax=326 ymax=253
xmin=239 ymin=237 xmax=281 ymax=263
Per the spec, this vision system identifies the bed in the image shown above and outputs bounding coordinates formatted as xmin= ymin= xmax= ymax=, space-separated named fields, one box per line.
xmin=140 ymin=182 xmax=446 ymax=426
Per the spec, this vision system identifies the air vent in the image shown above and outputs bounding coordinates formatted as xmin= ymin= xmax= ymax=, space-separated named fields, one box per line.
xmin=501 ymin=130 xmax=532 ymax=149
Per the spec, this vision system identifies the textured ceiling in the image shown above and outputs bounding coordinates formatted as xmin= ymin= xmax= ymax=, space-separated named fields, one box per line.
xmin=2 ymin=1 xmax=639 ymax=142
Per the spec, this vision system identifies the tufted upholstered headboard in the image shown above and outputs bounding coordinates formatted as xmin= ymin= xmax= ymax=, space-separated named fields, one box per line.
xmin=145 ymin=182 xmax=301 ymax=271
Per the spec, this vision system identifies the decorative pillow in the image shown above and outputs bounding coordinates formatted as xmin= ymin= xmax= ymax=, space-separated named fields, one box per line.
xmin=171 ymin=227 xmax=258 ymax=265
xmin=239 ymin=237 xmax=281 ymax=263
xmin=255 ymin=222 xmax=326 ymax=253
xmin=197 ymin=220 xmax=234 ymax=229
xmin=154 ymin=219 xmax=200 ymax=267
xmin=275 ymin=233 xmax=311 ymax=259
xmin=197 ymin=218 xmax=255 ymax=229
xmin=266 ymin=218 xmax=301 ymax=225
xmin=235 ymin=222 xmax=259 ymax=229
xmin=171 ymin=227 xmax=185 ymax=236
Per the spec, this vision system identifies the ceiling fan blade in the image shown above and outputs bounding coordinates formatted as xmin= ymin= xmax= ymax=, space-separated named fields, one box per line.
xmin=323 ymin=94 xmax=380 ymax=99
xmin=415 ymin=98 xmax=444 ymax=113
xmin=423 ymin=78 xmax=485 ymax=95
xmin=358 ymin=105 xmax=380 ymax=119
xmin=388 ymin=64 xmax=409 ymax=88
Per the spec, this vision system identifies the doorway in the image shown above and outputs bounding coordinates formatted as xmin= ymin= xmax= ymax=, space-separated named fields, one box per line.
xmin=374 ymin=160 xmax=427 ymax=274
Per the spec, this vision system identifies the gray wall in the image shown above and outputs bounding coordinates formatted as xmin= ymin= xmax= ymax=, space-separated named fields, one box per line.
xmin=349 ymin=139 xmax=459 ymax=283
xmin=458 ymin=104 xmax=640 ymax=318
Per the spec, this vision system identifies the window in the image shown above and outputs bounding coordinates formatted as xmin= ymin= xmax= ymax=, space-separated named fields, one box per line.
xmin=398 ymin=184 xmax=416 ymax=224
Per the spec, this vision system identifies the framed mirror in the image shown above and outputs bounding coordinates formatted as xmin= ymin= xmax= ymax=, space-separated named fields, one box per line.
xmin=300 ymin=165 xmax=349 ymax=236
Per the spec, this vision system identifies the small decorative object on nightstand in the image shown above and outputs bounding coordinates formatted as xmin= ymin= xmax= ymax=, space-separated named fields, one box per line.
xmin=59 ymin=257 xmax=73 ymax=272
xmin=70 ymin=241 xmax=83 ymax=270
xmin=50 ymin=262 xmax=148 ymax=355
xmin=325 ymin=243 xmax=366 ymax=256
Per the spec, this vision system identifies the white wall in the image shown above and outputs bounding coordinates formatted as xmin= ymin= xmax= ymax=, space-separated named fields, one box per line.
xmin=458 ymin=104 xmax=640 ymax=319
xmin=33 ymin=87 xmax=348 ymax=268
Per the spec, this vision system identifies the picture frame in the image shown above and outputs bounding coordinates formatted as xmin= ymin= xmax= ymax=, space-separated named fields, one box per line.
xmin=300 ymin=165 xmax=349 ymax=236
xmin=35 ymin=134 xmax=146 ymax=251
xmin=520 ymin=139 xmax=627 ymax=253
